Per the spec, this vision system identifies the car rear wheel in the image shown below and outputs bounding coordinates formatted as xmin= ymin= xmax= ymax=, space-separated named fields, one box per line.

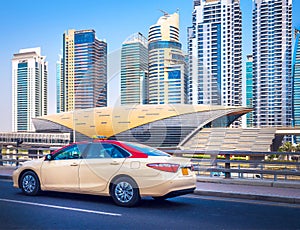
xmin=111 ymin=177 xmax=140 ymax=207
xmin=20 ymin=171 xmax=40 ymax=196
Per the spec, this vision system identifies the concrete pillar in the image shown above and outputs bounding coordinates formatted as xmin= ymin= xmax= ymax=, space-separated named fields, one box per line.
xmin=0 ymin=147 xmax=2 ymax=166
xmin=225 ymin=154 xmax=231 ymax=179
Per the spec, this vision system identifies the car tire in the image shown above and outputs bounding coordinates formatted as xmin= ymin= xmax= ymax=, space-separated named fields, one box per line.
xmin=20 ymin=171 xmax=40 ymax=196
xmin=111 ymin=177 xmax=140 ymax=207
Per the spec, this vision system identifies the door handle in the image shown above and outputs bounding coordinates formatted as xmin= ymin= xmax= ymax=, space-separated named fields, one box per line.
xmin=70 ymin=163 xmax=78 ymax=166
xmin=110 ymin=161 xmax=120 ymax=165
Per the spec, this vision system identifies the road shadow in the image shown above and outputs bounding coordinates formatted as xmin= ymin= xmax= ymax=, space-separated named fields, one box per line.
xmin=139 ymin=197 xmax=192 ymax=209
xmin=14 ymin=190 xmax=192 ymax=209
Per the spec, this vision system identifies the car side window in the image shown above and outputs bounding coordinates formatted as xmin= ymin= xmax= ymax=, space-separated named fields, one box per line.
xmin=53 ymin=145 xmax=82 ymax=160
xmin=103 ymin=144 xmax=130 ymax=158
xmin=85 ymin=143 xmax=130 ymax=159
xmin=85 ymin=143 xmax=110 ymax=159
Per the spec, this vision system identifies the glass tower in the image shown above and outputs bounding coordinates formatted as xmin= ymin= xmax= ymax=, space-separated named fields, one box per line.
xmin=188 ymin=0 xmax=242 ymax=106
xmin=12 ymin=48 xmax=48 ymax=132
xmin=246 ymin=55 xmax=253 ymax=127
xmin=59 ymin=29 xmax=107 ymax=112
xmin=252 ymin=0 xmax=292 ymax=127
xmin=121 ymin=32 xmax=148 ymax=105
xmin=293 ymin=29 xmax=300 ymax=136
xmin=148 ymin=12 xmax=188 ymax=104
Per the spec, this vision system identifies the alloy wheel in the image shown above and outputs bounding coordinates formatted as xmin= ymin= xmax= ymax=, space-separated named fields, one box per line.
xmin=115 ymin=181 xmax=134 ymax=203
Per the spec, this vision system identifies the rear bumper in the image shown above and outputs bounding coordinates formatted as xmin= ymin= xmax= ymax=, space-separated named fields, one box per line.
xmin=138 ymin=173 xmax=197 ymax=197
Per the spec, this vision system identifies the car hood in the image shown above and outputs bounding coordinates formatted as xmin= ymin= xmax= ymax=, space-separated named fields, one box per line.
xmin=20 ymin=157 xmax=45 ymax=168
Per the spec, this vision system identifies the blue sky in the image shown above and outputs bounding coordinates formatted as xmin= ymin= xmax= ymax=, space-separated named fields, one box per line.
xmin=0 ymin=0 xmax=299 ymax=131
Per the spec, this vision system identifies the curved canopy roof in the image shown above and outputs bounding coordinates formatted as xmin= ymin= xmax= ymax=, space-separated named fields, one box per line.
xmin=34 ymin=105 xmax=252 ymax=141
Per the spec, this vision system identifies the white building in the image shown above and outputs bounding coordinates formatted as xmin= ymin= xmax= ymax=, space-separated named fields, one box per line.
xmin=148 ymin=11 xmax=188 ymax=104
xmin=252 ymin=0 xmax=292 ymax=127
xmin=188 ymin=0 xmax=242 ymax=106
xmin=12 ymin=47 xmax=48 ymax=132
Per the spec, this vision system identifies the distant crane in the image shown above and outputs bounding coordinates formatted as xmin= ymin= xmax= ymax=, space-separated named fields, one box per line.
xmin=159 ymin=9 xmax=179 ymax=16
xmin=159 ymin=9 xmax=169 ymax=16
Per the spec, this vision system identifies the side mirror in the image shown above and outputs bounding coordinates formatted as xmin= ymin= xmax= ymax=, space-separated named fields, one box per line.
xmin=45 ymin=154 xmax=53 ymax=161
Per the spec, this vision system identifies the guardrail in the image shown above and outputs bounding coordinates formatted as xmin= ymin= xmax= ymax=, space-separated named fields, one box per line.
xmin=2 ymin=149 xmax=300 ymax=182
xmin=0 ymin=148 xmax=48 ymax=167
xmin=0 ymin=153 xmax=45 ymax=166
xmin=165 ymin=150 xmax=300 ymax=182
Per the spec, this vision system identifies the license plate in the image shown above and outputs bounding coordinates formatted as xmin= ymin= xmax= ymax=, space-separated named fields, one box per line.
xmin=182 ymin=168 xmax=189 ymax=175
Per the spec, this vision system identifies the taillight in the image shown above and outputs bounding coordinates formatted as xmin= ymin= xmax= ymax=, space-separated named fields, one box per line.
xmin=147 ymin=163 xmax=180 ymax=173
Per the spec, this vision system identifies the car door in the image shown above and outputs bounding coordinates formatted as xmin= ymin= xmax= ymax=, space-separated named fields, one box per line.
xmin=41 ymin=144 xmax=86 ymax=192
xmin=79 ymin=143 xmax=129 ymax=193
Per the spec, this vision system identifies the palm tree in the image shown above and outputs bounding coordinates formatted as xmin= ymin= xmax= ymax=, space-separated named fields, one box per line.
xmin=278 ymin=142 xmax=295 ymax=161
xmin=278 ymin=142 xmax=295 ymax=152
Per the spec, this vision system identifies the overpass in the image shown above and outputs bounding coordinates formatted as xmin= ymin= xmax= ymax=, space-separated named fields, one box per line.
xmin=0 ymin=127 xmax=300 ymax=153
xmin=275 ymin=127 xmax=300 ymax=135
xmin=0 ymin=132 xmax=70 ymax=149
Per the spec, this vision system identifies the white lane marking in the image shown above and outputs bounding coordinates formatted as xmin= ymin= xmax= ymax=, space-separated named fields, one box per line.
xmin=0 ymin=198 xmax=122 ymax=217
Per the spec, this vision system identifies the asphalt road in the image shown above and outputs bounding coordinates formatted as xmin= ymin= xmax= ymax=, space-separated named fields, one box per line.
xmin=0 ymin=179 xmax=299 ymax=230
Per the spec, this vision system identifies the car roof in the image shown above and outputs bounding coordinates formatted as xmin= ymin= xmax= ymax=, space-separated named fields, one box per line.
xmin=52 ymin=140 xmax=149 ymax=158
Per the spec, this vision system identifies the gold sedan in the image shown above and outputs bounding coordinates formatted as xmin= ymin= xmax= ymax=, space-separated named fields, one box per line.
xmin=13 ymin=140 xmax=196 ymax=207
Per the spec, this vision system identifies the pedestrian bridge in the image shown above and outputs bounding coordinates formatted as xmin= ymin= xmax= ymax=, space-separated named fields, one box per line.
xmin=0 ymin=132 xmax=70 ymax=149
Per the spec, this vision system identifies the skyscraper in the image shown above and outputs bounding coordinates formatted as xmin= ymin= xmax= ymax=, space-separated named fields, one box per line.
xmin=246 ymin=55 xmax=253 ymax=127
xmin=56 ymin=54 xmax=63 ymax=113
xmin=12 ymin=47 xmax=48 ymax=132
xmin=293 ymin=29 xmax=300 ymax=131
xmin=252 ymin=0 xmax=292 ymax=127
xmin=188 ymin=0 xmax=242 ymax=106
xmin=120 ymin=32 xmax=148 ymax=105
xmin=148 ymin=11 xmax=188 ymax=104
xmin=58 ymin=29 xmax=107 ymax=112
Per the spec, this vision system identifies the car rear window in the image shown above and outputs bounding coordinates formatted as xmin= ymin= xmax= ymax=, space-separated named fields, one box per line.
xmin=124 ymin=142 xmax=170 ymax=157
xmin=85 ymin=143 xmax=130 ymax=159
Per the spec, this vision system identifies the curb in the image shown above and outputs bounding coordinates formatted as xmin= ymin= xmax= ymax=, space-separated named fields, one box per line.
xmin=193 ymin=190 xmax=300 ymax=204
xmin=197 ymin=177 xmax=300 ymax=189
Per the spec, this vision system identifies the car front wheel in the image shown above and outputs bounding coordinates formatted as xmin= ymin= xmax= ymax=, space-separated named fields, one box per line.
xmin=20 ymin=171 xmax=40 ymax=196
xmin=111 ymin=177 xmax=140 ymax=207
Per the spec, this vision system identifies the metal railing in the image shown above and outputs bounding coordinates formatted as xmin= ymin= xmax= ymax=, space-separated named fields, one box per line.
xmin=166 ymin=150 xmax=300 ymax=182
xmin=0 ymin=148 xmax=50 ymax=167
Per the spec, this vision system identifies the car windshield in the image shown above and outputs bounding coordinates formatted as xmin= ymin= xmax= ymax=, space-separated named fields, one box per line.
xmin=124 ymin=142 xmax=170 ymax=157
